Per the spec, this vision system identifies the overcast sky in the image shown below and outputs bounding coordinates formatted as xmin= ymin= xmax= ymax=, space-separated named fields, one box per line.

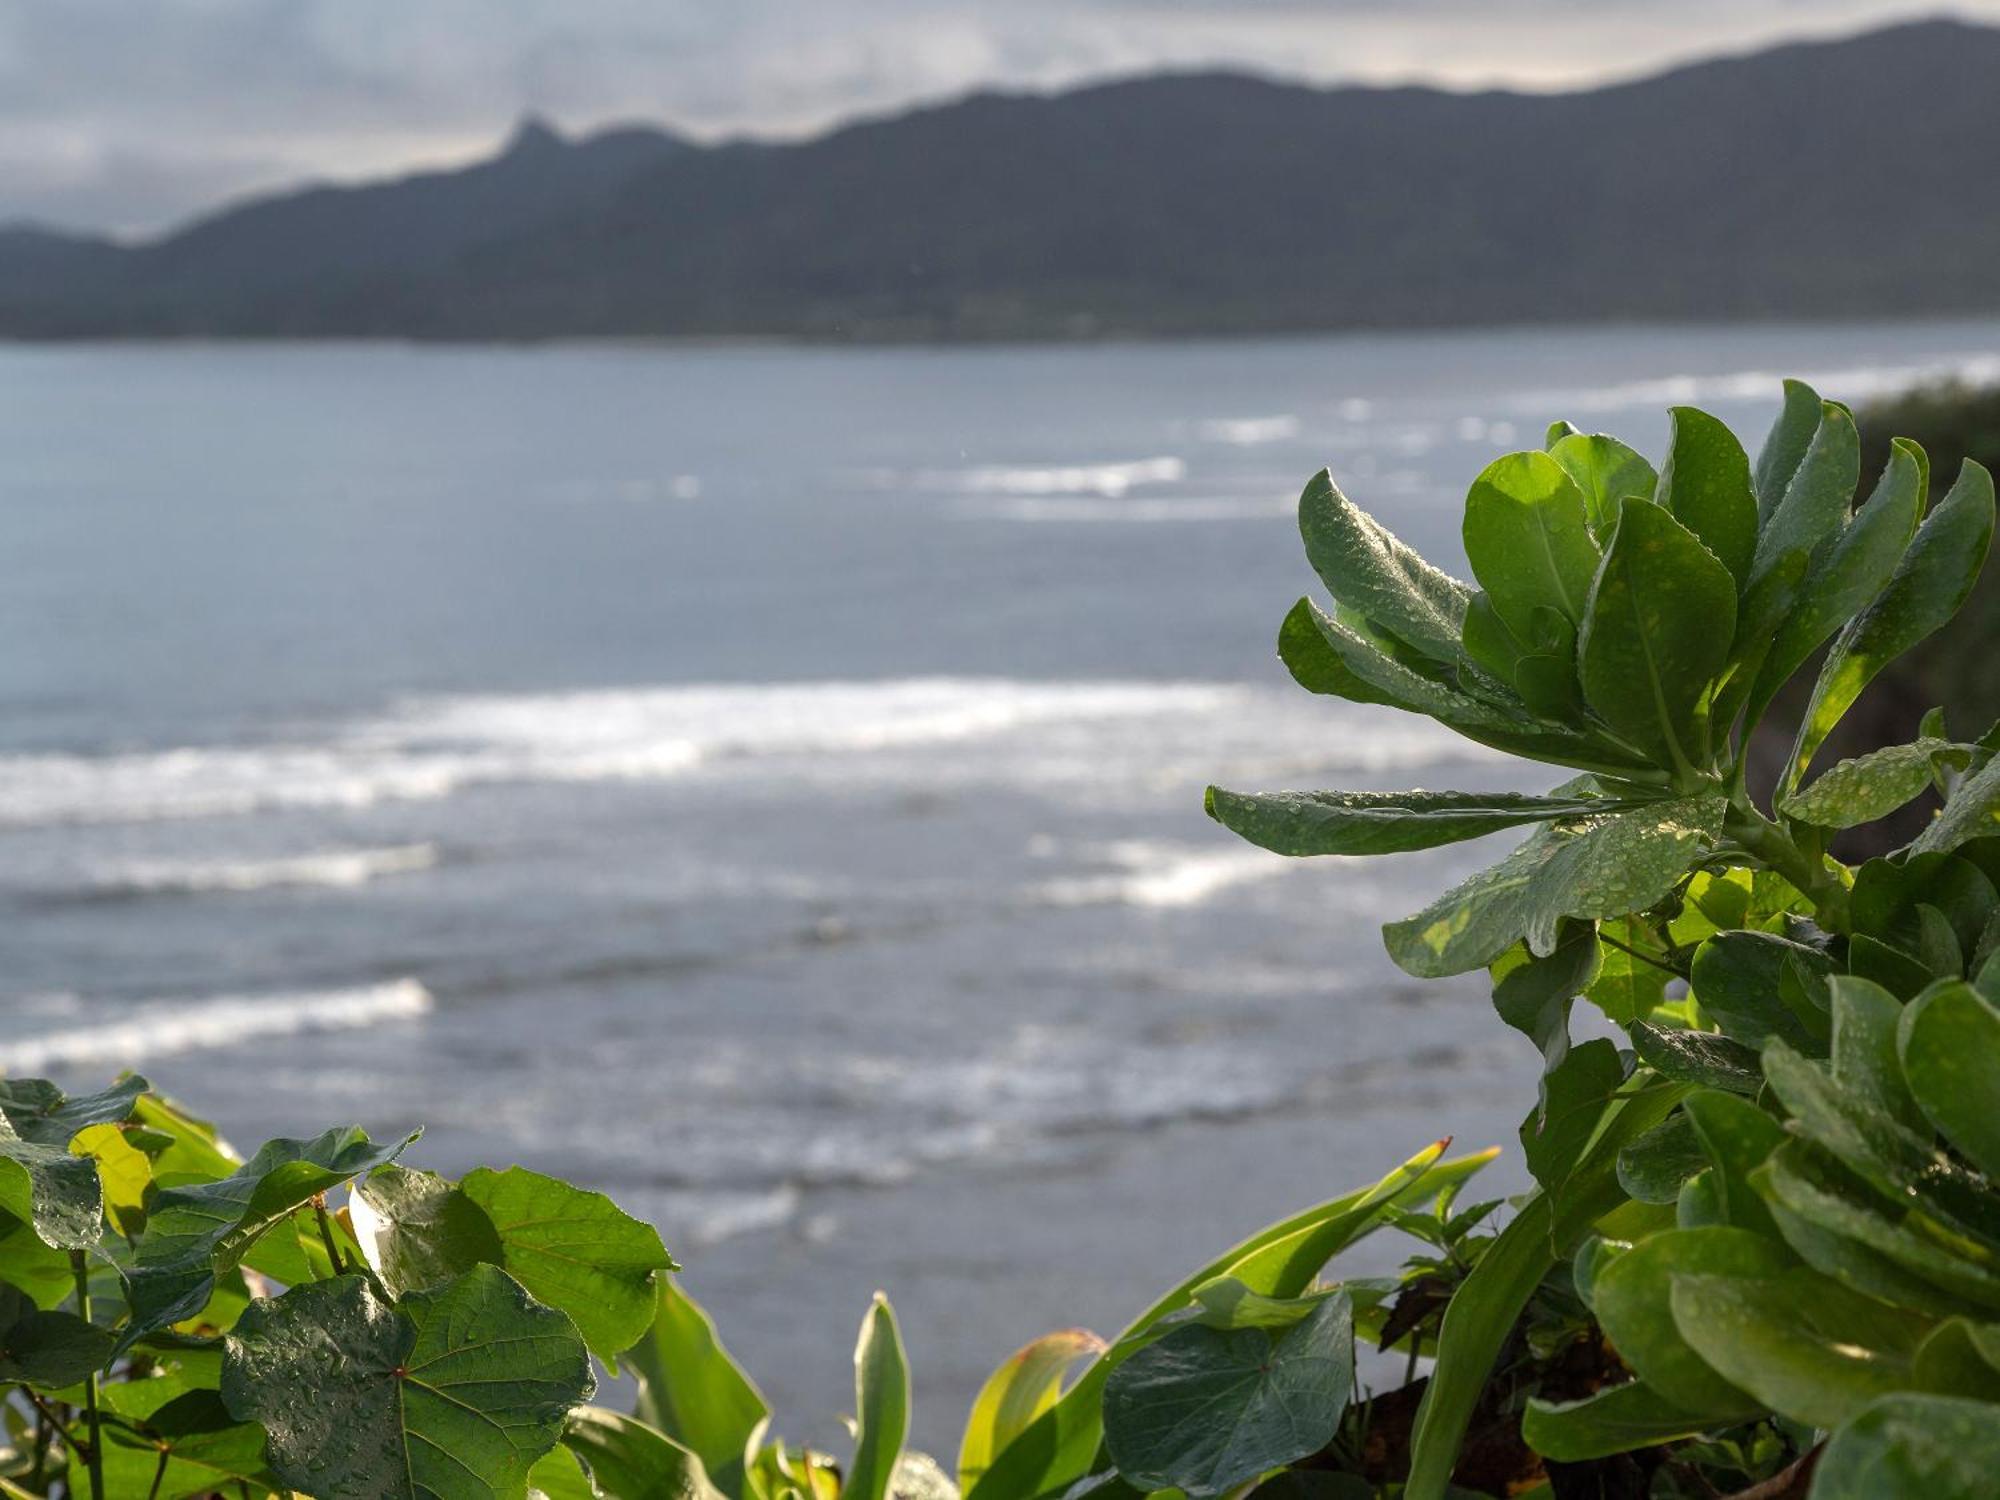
xmin=6 ymin=0 xmax=1997 ymax=236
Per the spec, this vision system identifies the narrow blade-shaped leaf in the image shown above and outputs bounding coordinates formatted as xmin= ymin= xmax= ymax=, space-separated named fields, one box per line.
xmin=848 ymin=1294 xmax=912 ymax=1500
xmin=1578 ymin=500 xmax=1737 ymax=772
xmin=622 ymin=1278 xmax=771 ymax=1500
xmin=1748 ymin=401 xmax=1859 ymax=593
xmin=958 ymin=1329 xmax=1104 ymax=1493
xmin=1752 ymin=378 xmax=1825 ymax=519
xmin=1204 ymin=786 xmax=1612 ymax=857
xmin=564 ymin=1407 xmax=728 ymax=1500
xmin=1521 ymin=1381 xmax=1713 ymax=1462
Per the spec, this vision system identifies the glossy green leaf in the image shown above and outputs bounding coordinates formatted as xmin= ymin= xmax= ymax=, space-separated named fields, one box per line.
xmin=1585 ymin=917 xmax=1671 ymax=1025
xmin=1899 ymin=980 xmax=2000 ymax=1178
xmin=1489 ymin=922 xmax=1598 ymax=1080
xmin=1830 ymin=975 xmax=1925 ymax=1135
xmin=1748 ymin=401 xmax=1859 ymax=595
xmin=0 ymin=1075 xmax=147 ymax=1147
xmin=1669 ymin=1268 xmax=1927 ymax=1428
xmin=0 ymin=1206 xmax=72 ymax=1307
xmin=1912 ymin=754 xmax=2000 ymax=857
xmin=1590 ymin=1226 xmax=1791 ymax=1415
xmin=1520 ymin=1380 xmax=1712 ymax=1462
xmin=622 ymin=1278 xmax=771 ymax=1500
xmin=121 ymin=1125 xmax=416 ymax=1346
xmin=1656 ymin=406 xmax=1757 ymax=587
xmin=1384 ymin=793 xmax=1724 ymax=977
xmin=1744 ymin=439 xmax=1925 ymax=733
xmin=351 ymin=1163 xmax=496 ymax=1296
xmin=1549 ymin=431 xmax=1657 ymax=541
xmin=958 ymin=1328 xmax=1103 ymax=1493
xmin=1616 ymin=1113 xmax=1707 ymax=1205
xmin=0 ymin=1110 xmax=103 ymax=1251
xmin=1780 ymin=738 xmax=1961 ymax=830
xmin=1298 ymin=469 xmax=1469 ymax=662
xmin=1910 ymin=1317 xmax=2000 ymax=1403
xmin=1790 ymin=459 xmax=1996 ymax=788
xmin=1813 ymin=1394 xmax=2000 ymax=1498
xmin=1402 ymin=1083 xmax=1683 ymax=1500
xmin=848 ymin=1294 xmax=911 ymax=1500
xmin=564 ymin=1406 xmax=727 ymax=1500
xmin=1682 ymin=1090 xmax=1785 ymax=1238
xmin=1626 ymin=1023 xmax=1761 ymax=1095
xmin=1751 ymin=378 xmax=1822 ymax=514
xmin=528 ymin=1444 xmax=599 ymax=1500
xmin=1577 ymin=499 xmax=1737 ymax=771
xmin=1103 ymin=1291 xmax=1352 ymax=1497
xmin=91 ymin=1371 xmax=275 ymax=1500
xmin=1463 ymin=451 xmax=1600 ymax=636
xmin=965 ymin=1141 xmax=1490 ymax=1500
xmin=459 ymin=1166 xmax=677 ymax=1361
xmin=221 ymin=1265 xmax=594 ymax=1500
xmin=1688 ymin=931 xmax=1831 ymax=1051
xmin=0 ymin=1279 xmax=112 ymax=1389
xmin=1204 ymin=786 xmax=1609 ymax=857
xmin=1523 ymin=1039 xmax=1625 ymax=1193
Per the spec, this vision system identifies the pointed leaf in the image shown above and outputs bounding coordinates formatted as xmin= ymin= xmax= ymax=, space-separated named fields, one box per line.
xmin=622 ymin=1278 xmax=770 ymax=1500
xmin=1747 ymin=400 xmax=1858 ymax=593
xmin=1578 ymin=500 xmax=1737 ymax=771
xmin=1911 ymin=753 xmax=2000 ymax=857
xmin=1550 ymin=432 xmax=1656 ymax=541
xmin=564 ymin=1407 xmax=727 ymax=1500
xmin=0 ymin=1111 xmax=103 ymax=1251
xmin=1384 ymin=793 xmax=1724 ymax=977
xmin=1204 ymin=786 xmax=1612 ymax=857
xmin=1791 ymin=459 xmax=1996 ymax=787
xmin=1752 ymin=379 xmax=1825 ymax=519
xmin=1779 ymin=737 xmax=1962 ymax=829
xmin=959 ymin=1329 xmax=1103 ymax=1493
xmin=849 ymin=1294 xmax=911 ymax=1500
xmin=1521 ymin=1381 xmax=1712 ymax=1462
xmin=0 ymin=1076 xmax=147 ymax=1147
xmin=1656 ymin=406 xmax=1756 ymax=587
xmin=1298 ymin=470 xmax=1468 ymax=662
xmin=1626 ymin=1024 xmax=1761 ymax=1095
xmin=221 ymin=1266 xmax=594 ymax=1500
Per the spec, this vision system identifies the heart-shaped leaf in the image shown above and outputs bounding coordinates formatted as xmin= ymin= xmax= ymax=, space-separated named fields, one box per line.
xmin=221 ymin=1265 xmax=594 ymax=1500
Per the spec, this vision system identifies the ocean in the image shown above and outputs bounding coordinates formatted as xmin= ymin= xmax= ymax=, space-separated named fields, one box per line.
xmin=4 ymin=320 xmax=1996 ymax=1447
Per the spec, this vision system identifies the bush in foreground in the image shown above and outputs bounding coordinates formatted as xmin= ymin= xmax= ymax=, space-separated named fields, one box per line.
xmin=2 ymin=379 xmax=1996 ymax=1497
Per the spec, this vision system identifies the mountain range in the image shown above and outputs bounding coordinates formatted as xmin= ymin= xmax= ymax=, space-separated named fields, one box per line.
xmin=4 ymin=18 xmax=1999 ymax=341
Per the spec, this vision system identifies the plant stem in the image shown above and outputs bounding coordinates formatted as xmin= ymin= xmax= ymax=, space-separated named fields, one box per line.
xmin=19 ymin=1387 xmax=76 ymax=1448
xmin=1721 ymin=804 xmax=1850 ymax=932
xmin=312 ymin=1196 xmax=348 ymax=1276
xmin=146 ymin=1444 xmax=171 ymax=1500
xmin=70 ymin=1251 xmax=104 ymax=1500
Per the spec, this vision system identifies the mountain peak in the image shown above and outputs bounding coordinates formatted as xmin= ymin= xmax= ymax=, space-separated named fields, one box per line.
xmin=501 ymin=115 xmax=566 ymax=159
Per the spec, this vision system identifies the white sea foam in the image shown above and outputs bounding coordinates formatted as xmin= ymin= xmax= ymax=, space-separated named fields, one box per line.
xmin=0 ymin=979 xmax=433 ymax=1073
xmin=918 ymin=456 xmax=1185 ymax=496
xmin=0 ymin=678 xmax=1244 ymax=829
xmin=89 ymin=843 xmax=438 ymax=895
xmin=1197 ymin=415 xmax=1299 ymax=445
xmin=1033 ymin=840 xmax=1299 ymax=909
xmin=1511 ymin=353 xmax=2000 ymax=415
xmin=962 ymin=494 xmax=1293 ymax=523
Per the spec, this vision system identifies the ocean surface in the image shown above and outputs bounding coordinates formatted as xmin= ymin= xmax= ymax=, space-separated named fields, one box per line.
xmin=5 ymin=321 xmax=1998 ymax=1445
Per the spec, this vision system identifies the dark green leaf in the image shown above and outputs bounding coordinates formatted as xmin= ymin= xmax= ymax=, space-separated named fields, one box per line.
xmin=0 ymin=1280 xmax=112 ymax=1389
xmin=0 ymin=1111 xmax=103 ymax=1251
xmin=1490 ymin=923 xmax=1599 ymax=1080
xmin=1627 ymin=1024 xmax=1761 ymax=1095
xmin=1813 ymin=1394 xmax=2000 ymax=1498
xmin=1656 ymin=406 xmax=1756 ymax=587
xmin=1780 ymin=738 xmax=1961 ymax=830
xmin=1616 ymin=1114 xmax=1707 ymax=1205
xmin=1830 ymin=976 xmax=1926 ymax=1137
xmin=1523 ymin=1040 xmax=1626 ymax=1194
xmin=1298 ymin=469 xmax=1469 ymax=663
xmin=351 ymin=1164 xmax=498 ymax=1296
xmin=0 ymin=1076 xmax=147 ymax=1147
xmin=1590 ymin=1226 xmax=1792 ymax=1416
xmin=1912 ymin=754 xmax=2000 ymax=857
xmin=623 ymin=1278 xmax=771 ymax=1500
xmin=221 ymin=1266 xmax=594 ymax=1500
xmin=1748 ymin=401 xmax=1859 ymax=596
xmin=1898 ymin=981 xmax=2000 ymax=1178
xmin=1204 ymin=786 xmax=1611 ymax=857
xmin=1385 ymin=793 xmax=1724 ymax=977
xmin=1520 ymin=1381 xmax=1713 ymax=1462
xmin=1752 ymin=379 xmax=1825 ymax=520
xmin=1669 ymin=1268 xmax=1927 ymax=1428
xmin=1688 ymin=931 xmax=1832 ymax=1052
xmin=1682 ymin=1090 xmax=1785 ymax=1238
xmin=1104 ymin=1292 xmax=1352 ymax=1497
xmin=1577 ymin=499 xmax=1737 ymax=772
xmin=564 ymin=1406 xmax=727 ymax=1500
xmin=1790 ymin=459 xmax=1996 ymax=788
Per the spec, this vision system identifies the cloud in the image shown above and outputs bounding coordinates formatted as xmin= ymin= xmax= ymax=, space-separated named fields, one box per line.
xmin=3 ymin=0 xmax=1996 ymax=234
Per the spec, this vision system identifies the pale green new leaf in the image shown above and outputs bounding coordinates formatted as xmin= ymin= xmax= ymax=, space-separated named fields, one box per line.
xmin=1104 ymin=1291 xmax=1352 ymax=1498
xmin=1203 ymin=786 xmax=1614 ymax=857
xmin=848 ymin=1294 xmax=911 ymax=1500
xmin=1298 ymin=469 xmax=1469 ymax=662
xmin=957 ymin=1328 xmax=1103 ymax=1493
xmin=1577 ymin=499 xmax=1737 ymax=772
xmin=1383 ymin=793 xmax=1724 ymax=977
xmin=1462 ymin=451 xmax=1600 ymax=635
xmin=1549 ymin=432 xmax=1657 ymax=541
xmin=222 ymin=1266 xmax=593 ymax=1500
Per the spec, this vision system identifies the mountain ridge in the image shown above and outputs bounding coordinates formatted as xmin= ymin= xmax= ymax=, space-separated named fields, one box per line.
xmin=5 ymin=17 xmax=1998 ymax=341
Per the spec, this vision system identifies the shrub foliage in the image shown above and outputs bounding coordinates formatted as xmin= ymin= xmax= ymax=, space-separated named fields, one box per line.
xmin=1 ymin=379 xmax=1995 ymax=1498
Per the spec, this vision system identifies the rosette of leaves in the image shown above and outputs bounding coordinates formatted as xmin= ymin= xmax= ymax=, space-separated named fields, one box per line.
xmin=1203 ymin=383 xmax=1998 ymax=1497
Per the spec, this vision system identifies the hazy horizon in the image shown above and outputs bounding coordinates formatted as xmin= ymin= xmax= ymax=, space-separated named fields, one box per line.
xmin=7 ymin=0 xmax=2000 ymax=237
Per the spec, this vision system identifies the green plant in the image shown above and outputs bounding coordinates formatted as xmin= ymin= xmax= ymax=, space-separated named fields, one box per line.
xmin=1199 ymin=379 xmax=2000 ymax=1494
